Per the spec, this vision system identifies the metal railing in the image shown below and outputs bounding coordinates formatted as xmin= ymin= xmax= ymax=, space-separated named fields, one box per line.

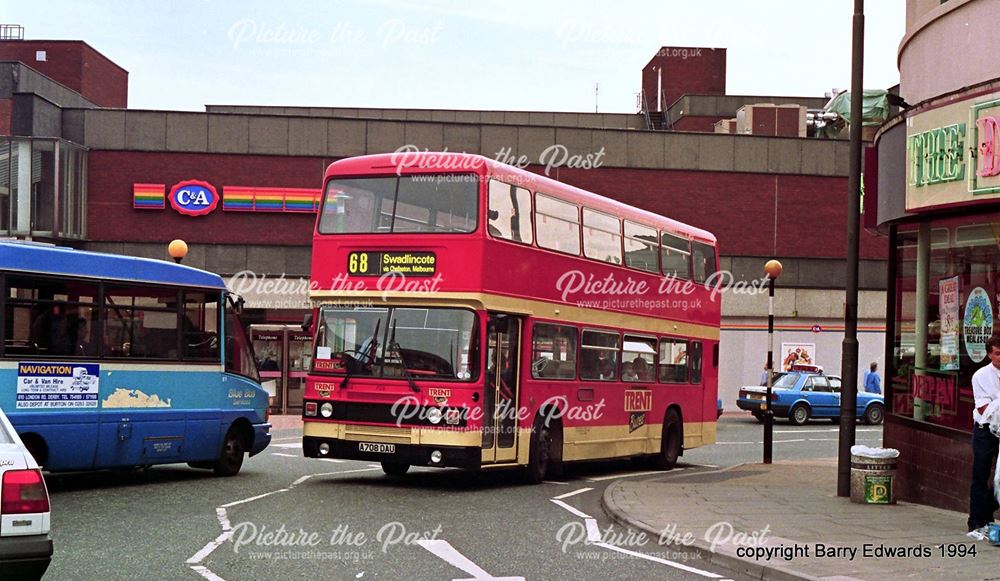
xmin=0 ymin=24 xmax=25 ymax=40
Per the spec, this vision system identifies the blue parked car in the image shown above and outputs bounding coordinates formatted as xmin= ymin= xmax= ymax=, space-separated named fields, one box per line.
xmin=736 ymin=368 xmax=884 ymax=426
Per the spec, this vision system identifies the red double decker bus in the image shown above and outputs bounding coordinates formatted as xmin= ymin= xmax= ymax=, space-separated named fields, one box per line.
xmin=302 ymin=152 xmax=720 ymax=483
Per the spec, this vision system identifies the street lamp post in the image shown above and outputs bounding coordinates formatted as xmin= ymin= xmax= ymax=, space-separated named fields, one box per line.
xmin=168 ymin=239 xmax=188 ymax=264
xmin=763 ymin=259 xmax=783 ymax=464
xmin=838 ymin=0 xmax=864 ymax=498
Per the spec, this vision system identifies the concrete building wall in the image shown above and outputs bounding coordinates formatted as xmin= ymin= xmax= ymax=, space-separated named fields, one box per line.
xmin=205 ymin=105 xmax=647 ymax=130
xmin=0 ymin=62 xmax=97 ymax=108
xmin=11 ymin=93 xmax=62 ymax=137
xmin=900 ymin=0 xmax=1000 ymax=105
xmin=67 ymin=108 xmax=852 ymax=175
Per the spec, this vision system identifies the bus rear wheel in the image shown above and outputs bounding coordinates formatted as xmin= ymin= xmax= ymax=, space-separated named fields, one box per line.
xmin=381 ymin=462 xmax=410 ymax=476
xmin=653 ymin=410 xmax=682 ymax=470
xmin=213 ymin=427 xmax=246 ymax=477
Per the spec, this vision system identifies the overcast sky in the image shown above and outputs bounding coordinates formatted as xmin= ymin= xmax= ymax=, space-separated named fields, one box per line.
xmin=9 ymin=0 xmax=905 ymax=113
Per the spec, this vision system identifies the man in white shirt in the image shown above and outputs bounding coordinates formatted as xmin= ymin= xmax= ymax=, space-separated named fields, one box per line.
xmin=969 ymin=336 xmax=1000 ymax=533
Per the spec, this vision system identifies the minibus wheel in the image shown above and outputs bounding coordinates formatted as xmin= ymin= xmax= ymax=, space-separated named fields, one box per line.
xmin=213 ymin=426 xmax=246 ymax=476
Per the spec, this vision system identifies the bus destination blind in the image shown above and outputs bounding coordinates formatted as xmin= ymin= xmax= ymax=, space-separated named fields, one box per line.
xmin=347 ymin=251 xmax=437 ymax=276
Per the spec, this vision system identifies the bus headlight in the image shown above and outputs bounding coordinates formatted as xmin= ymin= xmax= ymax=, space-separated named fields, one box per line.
xmin=427 ymin=407 xmax=443 ymax=425
xmin=320 ymin=402 xmax=334 ymax=418
xmin=319 ymin=443 xmax=330 ymax=455
xmin=430 ymin=450 xmax=443 ymax=464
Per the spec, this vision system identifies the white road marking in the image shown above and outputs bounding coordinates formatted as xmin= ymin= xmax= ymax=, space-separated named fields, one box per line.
xmin=271 ymin=453 xmax=297 ymax=457
xmin=719 ymin=437 xmax=882 ymax=445
xmin=549 ymin=498 xmax=592 ymax=519
xmin=553 ymin=487 xmax=593 ymax=500
xmin=417 ymin=539 xmax=524 ymax=580
xmin=586 ymin=469 xmax=676 ymax=482
xmin=291 ymin=467 xmax=379 ymax=487
xmin=220 ymin=489 xmax=289 ymax=508
xmin=187 ymin=530 xmax=233 ymax=564
xmin=190 ymin=565 xmax=227 ymax=581
xmin=186 ymin=466 xmax=381 ymax=577
xmin=584 ymin=518 xmax=601 ymax=543
xmin=594 ymin=542 xmax=724 ymax=578
xmin=543 ymin=480 xmax=570 ymax=485
xmin=318 ymin=458 xmax=345 ymax=463
xmin=272 ymin=442 xmax=303 ymax=449
xmin=215 ymin=508 xmax=230 ymax=532
xmin=271 ymin=436 xmax=301 ymax=442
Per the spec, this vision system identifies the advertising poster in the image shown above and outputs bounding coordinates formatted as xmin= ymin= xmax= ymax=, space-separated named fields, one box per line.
xmin=781 ymin=343 xmax=816 ymax=371
xmin=939 ymin=276 xmax=960 ymax=370
xmin=16 ymin=362 xmax=100 ymax=409
xmin=963 ymin=287 xmax=993 ymax=363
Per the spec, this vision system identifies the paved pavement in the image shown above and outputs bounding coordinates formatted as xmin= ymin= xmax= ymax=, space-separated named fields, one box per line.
xmin=602 ymin=458 xmax=999 ymax=580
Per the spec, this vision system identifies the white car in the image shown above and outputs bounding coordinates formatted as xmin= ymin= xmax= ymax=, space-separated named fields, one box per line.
xmin=0 ymin=408 xmax=52 ymax=579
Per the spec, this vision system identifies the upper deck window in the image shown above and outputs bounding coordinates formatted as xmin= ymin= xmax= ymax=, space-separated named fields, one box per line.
xmin=624 ymin=221 xmax=659 ymax=273
xmin=583 ymin=209 xmax=622 ymax=265
xmin=318 ymin=175 xmax=478 ymax=234
xmin=535 ymin=194 xmax=581 ymax=255
xmin=691 ymin=241 xmax=717 ymax=284
xmin=661 ymin=232 xmax=691 ymax=280
xmin=487 ymin=180 xmax=533 ymax=244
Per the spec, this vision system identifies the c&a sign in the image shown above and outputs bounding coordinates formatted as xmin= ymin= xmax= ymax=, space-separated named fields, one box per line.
xmin=906 ymin=90 xmax=1000 ymax=211
xmin=168 ymin=180 xmax=219 ymax=216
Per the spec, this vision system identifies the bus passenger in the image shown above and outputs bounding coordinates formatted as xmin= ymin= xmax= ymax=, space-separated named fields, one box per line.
xmin=597 ymin=350 xmax=616 ymax=380
xmin=633 ymin=357 xmax=653 ymax=381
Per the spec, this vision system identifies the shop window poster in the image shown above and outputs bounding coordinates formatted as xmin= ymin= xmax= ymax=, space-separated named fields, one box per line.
xmin=939 ymin=276 xmax=960 ymax=370
xmin=963 ymin=286 xmax=993 ymax=363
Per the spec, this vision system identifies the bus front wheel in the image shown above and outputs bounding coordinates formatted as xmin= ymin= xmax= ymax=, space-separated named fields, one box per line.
xmin=213 ymin=427 xmax=246 ymax=477
xmin=525 ymin=416 xmax=552 ymax=485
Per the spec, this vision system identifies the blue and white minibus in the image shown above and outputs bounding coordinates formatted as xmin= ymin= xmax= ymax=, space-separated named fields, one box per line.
xmin=0 ymin=241 xmax=270 ymax=475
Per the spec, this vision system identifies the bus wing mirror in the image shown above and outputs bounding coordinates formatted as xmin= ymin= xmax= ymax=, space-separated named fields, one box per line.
xmin=302 ymin=313 xmax=314 ymax=333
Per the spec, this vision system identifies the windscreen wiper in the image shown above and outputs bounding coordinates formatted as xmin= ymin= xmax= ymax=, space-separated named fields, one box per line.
xmin=389 ymin=319 xmax=420 ymax=393
xmin=341 ymin=319 xmax=380 ymax=389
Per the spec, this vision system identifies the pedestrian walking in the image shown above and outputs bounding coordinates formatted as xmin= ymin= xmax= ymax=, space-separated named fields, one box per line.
xmin=863 ymin=362 xmax=881 ymax=394
xmin=968 ymin=335 xmax=1000 ymax=535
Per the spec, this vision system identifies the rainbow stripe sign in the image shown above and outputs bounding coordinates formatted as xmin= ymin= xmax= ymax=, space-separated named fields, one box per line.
xmin=168 ymin=180 xmax=219 ymax=216
xmin=134 ymin=182 xmax=321 ymax=214
xmin=133 ymin=184 xmax=165 ymax=209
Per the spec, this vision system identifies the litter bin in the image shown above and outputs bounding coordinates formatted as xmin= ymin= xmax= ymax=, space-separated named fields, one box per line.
xmin=850 ymin=445 xmax=898 ymax=504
